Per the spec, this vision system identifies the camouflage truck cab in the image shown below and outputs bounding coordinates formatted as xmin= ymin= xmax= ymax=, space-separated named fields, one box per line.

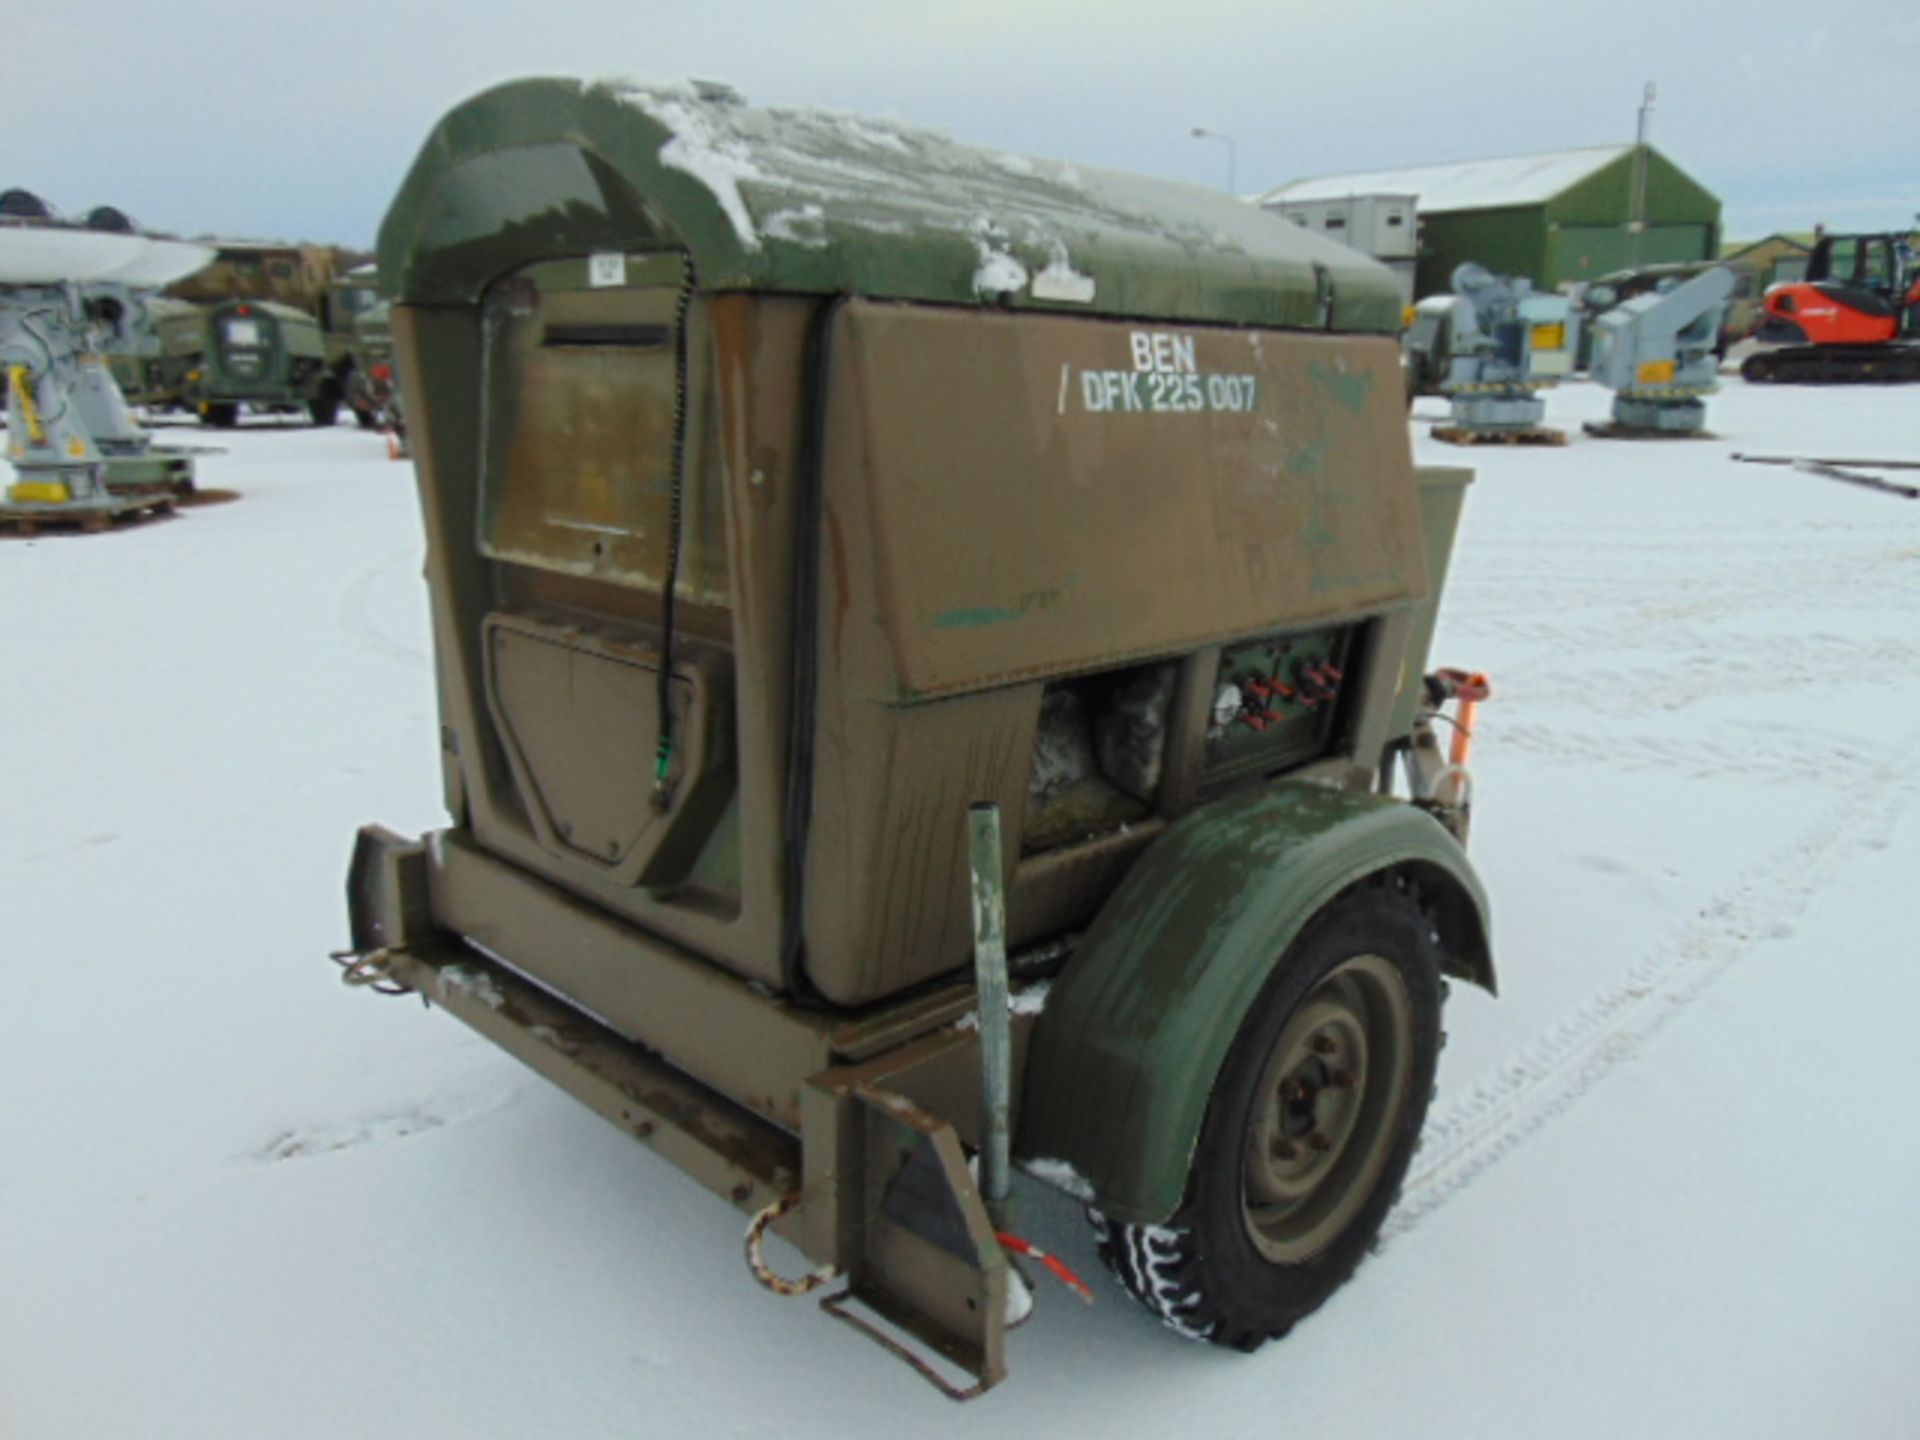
xmin=168 ymin=240 xmax=338 ymax=311
xmin=344 ymin=77 xmax=1494 ymax=1395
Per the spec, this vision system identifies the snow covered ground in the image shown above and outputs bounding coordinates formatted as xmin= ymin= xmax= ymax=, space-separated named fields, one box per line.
xmin=3 ymin=379 xmax=1917 ymax=1437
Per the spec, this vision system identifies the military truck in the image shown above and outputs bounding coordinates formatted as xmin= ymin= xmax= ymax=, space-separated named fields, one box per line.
xmin=130 ymin=240 xmax=362 ymax=424
xmin=341 ymin=79 xmax=1495 ymax=1396
xmin=118 ymin=298 xmax=336 ymax=426
xmin=169 ymin=239 xmax=338 ymax=311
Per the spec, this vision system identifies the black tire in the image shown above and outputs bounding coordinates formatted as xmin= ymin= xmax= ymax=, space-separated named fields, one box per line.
xmin=200 ymin=402 xmax=239 ymax=428
xmin=308 ymin=388 xmax=341 ymax=427
xmin=1740 ymin=353 xmax=1776 ymax=383
xmin=1093 ymin=875 xmax=1444 ymax=1350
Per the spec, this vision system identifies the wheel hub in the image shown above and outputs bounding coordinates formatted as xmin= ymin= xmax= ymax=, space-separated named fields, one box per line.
xmin=1242 ymin=953 xmax=1413 ymax=1263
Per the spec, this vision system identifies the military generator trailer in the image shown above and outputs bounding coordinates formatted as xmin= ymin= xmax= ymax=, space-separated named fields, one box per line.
xmin=0 ymin=200 xmax=212 ymax=524
xmin=342 ymin=78 xmax=1496 ymax=1398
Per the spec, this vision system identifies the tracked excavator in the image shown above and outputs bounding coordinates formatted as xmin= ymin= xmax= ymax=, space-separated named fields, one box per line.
xmin=1742 ymin=228 xmax=1920 ymax=383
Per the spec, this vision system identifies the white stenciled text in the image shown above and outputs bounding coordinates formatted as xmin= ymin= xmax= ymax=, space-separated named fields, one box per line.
xmin=1074 ymin=331 xmax=1259 ymax=415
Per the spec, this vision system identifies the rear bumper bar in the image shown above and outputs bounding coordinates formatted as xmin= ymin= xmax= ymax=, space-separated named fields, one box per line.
xmin=379 ymin=939 xmax=804 ymax=1218
xmin=344 ymin=822 xmax=1013 ymax=1396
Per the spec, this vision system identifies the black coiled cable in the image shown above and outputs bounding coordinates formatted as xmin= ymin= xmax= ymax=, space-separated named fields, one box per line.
xmin=652 ymin=260 xmax=696 ymax=812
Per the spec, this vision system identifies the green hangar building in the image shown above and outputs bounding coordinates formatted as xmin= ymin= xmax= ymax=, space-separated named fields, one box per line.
xmin=1261 ymin=145 xmax=1722 ymax=299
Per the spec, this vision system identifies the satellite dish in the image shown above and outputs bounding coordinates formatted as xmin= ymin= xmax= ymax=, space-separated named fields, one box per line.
xmin=0 ymin=228 xmax=213 ymax=287
xmin=102 ymin=237 xmax=216 ymax=288
xmin=85 ymin=205 xmax=138 ymax=234
xmin=0 ymin=188 xmax=53 ymax=220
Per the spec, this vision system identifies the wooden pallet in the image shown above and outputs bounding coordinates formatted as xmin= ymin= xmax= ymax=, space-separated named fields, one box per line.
xmin=0 ymin=493 xmax=177 ymax=537
xmin=176 ymin=487 xmax=241 ymax=509
xmin=1431 ymin=425 xmax=1567 ymax=447
xmin=1582 ymin=421 xmax=1718 ymax=441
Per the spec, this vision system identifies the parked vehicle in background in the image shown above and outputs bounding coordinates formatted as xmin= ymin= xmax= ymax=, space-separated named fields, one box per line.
xmin=112 ymin=297 xmax=337 ymax=425
xmin=115 ymin=240 xmax=368 ymax=424
xmin=192 ymin=299 xmax=336 ymax=426
xmin=1743 ymin=229 xmax=1920 ymax=384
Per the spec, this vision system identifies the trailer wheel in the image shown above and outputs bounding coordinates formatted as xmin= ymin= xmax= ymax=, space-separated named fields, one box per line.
xmin=1092 ymin=876 xmax=1443 ymax=1350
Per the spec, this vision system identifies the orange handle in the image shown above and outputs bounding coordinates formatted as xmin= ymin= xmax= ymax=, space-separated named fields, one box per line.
xmin=1432 ymin=669 xmax=1491 ymax=768
xmin=1449 ymin=697 xmax=1478 ymax=767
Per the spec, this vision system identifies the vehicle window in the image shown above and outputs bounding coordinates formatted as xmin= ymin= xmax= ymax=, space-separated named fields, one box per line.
xmin=1860 ymin=238 xmax=1894 ymax=289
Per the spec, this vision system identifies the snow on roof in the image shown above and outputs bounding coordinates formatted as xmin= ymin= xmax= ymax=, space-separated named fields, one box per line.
xmin=1262 ymin=146 xmax=1633 ymax=214
xmin=382 ymin=77 xmax=1406 ymax=331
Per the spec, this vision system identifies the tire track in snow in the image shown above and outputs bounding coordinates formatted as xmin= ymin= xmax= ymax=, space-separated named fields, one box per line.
xmin=1440 ymin=535 xmax=1919 ymax=667
xmin=1488 ymin=721 xmax=1885 ymax=787
xmin=338 ymin=544 xmax=429 ymax=670
xmin=1511 ymin=637 xmax=1920 ymax=716
xmin=252 ymin=1085 xmax=518 ymax=1163
xmin=1382 ymin=726 xmax=1920 ymax=1246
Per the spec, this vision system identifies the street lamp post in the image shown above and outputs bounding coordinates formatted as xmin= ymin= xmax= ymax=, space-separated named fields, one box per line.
xmin=1630 ymin=81 xmax=1655 ymax=267
xmin=1190 ymin=126 xmax=1238 ymax=197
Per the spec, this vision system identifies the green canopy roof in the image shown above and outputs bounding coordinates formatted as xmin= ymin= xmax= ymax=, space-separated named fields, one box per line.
xmin=379 ymin=78 xmax=1401 ymax=333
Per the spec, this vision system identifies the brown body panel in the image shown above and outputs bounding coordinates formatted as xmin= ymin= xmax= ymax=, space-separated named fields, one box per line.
xmin=400 ymin=285 xmax=1431 ymax=1008
xmin=392 ymin=293 xmax=805 ymax=993
xmin=822 ymin=305 xmax=1423 ymax=701
xmin=805 ymin=303 xmax=1425 ymax=1001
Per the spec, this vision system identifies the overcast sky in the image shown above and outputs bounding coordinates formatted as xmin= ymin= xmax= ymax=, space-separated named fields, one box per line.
xmin=10 ymin=1 xmax=1918 ymax=249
